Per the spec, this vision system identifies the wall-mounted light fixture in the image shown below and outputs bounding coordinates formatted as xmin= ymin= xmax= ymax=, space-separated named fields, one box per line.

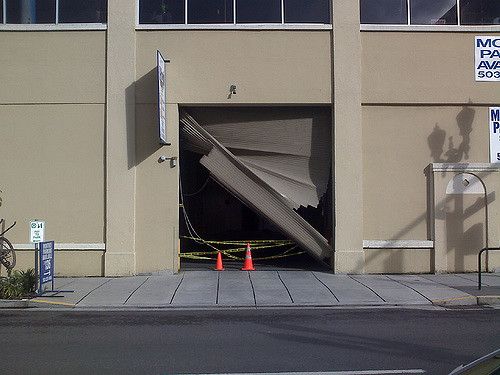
xmin=158 ymin=155 xmax=177 ymax=168
xmin=228 ymin=84 xmax=237 ymax=99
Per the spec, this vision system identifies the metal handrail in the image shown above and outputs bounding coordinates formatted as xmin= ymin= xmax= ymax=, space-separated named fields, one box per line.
xmin=478 ymin=247 xmax=500 ymax=290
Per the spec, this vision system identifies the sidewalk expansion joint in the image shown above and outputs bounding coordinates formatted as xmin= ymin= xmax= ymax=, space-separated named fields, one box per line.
xmin=348 ymin=275 xmax=386 ymax=303
xmin=312 ymin=272 xmax=339 ymax=302
xmin=123 ymin=277 xmax=150 ymax=305
xmin=169 ymin=273 xmax=185 ymax=305
xmin=75 ymin=278 xmax=112 ymax=306
xmin=385 ymin=275 xmax=433 ymax=304
xmin=277 ymin=271 xmax=294 ymax=304
xmin=247 ymin=272 xmax=257 ymax=306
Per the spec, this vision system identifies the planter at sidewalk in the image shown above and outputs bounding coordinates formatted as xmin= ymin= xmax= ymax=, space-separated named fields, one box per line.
xmin=0 ymin=299 xmax=29 ymax=308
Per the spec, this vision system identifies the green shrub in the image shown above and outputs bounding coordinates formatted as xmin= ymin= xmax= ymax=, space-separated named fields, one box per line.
xmin=0 ymin=268 xmax=36 ymax=299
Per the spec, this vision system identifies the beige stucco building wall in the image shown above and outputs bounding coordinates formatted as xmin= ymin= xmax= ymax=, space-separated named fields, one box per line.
xmin=361 ymin=32 xmax=500 ymax=273
xmin=0 ymin=31 xmax=106 ymax=276
xmin=1 ymin=4 xmax=499 ymax=276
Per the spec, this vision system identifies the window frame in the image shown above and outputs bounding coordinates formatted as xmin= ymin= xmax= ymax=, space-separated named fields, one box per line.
xmin=0 ymin=0 xmax=107 ymax=30
xmin=135 ymin=0 xmax=333 ymax=30
xmin=360 ymin=0 xmax=500 ymax=31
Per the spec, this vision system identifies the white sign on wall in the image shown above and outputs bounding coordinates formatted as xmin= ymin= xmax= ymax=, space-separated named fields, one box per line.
xmin=475 ymin=36 xmax=500 ymax=82
xmin=490 ymin=107 xmax=500 ymax=163
xmin=30 ymin=220 xmax=45 ymax=243
xmin=157 ymin=50 xmax=169 ymax=145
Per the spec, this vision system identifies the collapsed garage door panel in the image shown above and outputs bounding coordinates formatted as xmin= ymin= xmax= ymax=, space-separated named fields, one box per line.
xmin=180 ymin=109 xmax=333 ymax=262
xmin=188 ymin=107 xmax=331 ymax=209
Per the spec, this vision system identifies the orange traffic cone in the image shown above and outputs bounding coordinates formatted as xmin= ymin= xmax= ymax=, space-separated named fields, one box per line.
xmin=241 ymin=243 xmax=255 ymax=271
xmin=215 ymin=251 xmax=224 ymax=271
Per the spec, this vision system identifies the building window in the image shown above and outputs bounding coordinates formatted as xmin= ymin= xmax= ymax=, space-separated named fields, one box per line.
xmin=138 ymin=0 xmax=332 ymax=25
xmin=360 ymin=0 xmax=500 ymax=26
xmin=1 ymin=0 xmax=107 ymax=24
xmin=410 ymin=0 xmax=457 ymax=25
xmin=460 ymin=0 xmax=500 ymax=25
xmin=236 ymin=0 xmax=281 ymax=23
xmin=284 ymin=0 xmax=330 ymax=24
xmin=188 ymin=0 xmax=233 ymax=24
xmin=139 ymin=0 xmax=184 ymax=24
xmin=6 ymin=0 xmax=55 ymax=23
xmin=360 ymin=0 xmax=407 ymax=24
xmin=58 ymin=0 xmax=107 ymax=23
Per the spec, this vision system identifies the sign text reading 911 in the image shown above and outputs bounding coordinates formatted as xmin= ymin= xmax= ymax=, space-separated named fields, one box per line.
xmin=475 ymin=36 xmax=500 ymax=81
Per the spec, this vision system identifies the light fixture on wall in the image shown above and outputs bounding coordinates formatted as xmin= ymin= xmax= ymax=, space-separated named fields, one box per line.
xmin=228 ymin=84 xmax=237 ymax=99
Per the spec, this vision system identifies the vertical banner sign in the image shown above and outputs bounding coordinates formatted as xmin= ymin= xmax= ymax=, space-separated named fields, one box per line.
xmin=157 ymin=50 xmax=169 ymax=145
xmin=475 ymin=36 xmax=500 ymax=81
xmin=490 ymin=107 xmax=500 ymax=163
xmin=39 ymin=241 xmax=55 ymax=292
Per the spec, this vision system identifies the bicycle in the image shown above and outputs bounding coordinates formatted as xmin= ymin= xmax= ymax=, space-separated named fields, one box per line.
xmin=0 ymin=219 xmax=16 ymax=270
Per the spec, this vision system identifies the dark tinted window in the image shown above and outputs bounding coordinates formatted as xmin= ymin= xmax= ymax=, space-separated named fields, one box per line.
xmin=188 ymin=0 xmax=233 ymax=23
xmin=460 ymin=0 xmax=500 ymax=25
xmin=360 ymin=0 xmax=407 ymax=24
xmin=139 ymin=0 xmax=185 ymax=24
xmin=59 ymin=0 xmax=107 ymax=23
xmin=410 ymin=0 xmax=457 ymax=25
xmin=284 ymin=0 xmax=330 ymax=23
xmin=6 ymin=0 xmax=55 ymax=23
xmin=236 ymin=0 xmax=281 ymax=23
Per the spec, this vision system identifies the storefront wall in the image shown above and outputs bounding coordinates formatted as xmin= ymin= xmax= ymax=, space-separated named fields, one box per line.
xmin=362 ymin=32 xmax=500 ymax=273
xmin=0 ymin=32 xmax=106 ymax=276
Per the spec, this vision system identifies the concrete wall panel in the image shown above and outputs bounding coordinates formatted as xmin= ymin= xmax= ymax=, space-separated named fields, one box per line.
xmin=363 ymin=105 xmax=490 ymax=240
xmin=136 ymin=31 xmax=332 ymax=104
xmin=0 ymin=32 xmax=106 ymax=104
xmin=0 ymin=251 xmax=103 ymax=277
xmin=0 ymin=104 xmax=105 ymax=244
xmin=364 ymin=249 xmax=432 ymax=274
xmin=362 ymin=32 xmax=500 ymax=104
xmin=135 ymin=104 xmax=179 ymax=274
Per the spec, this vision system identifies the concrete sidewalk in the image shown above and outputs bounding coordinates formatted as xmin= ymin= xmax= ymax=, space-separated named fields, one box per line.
xmin=26 ymin=271 xmax=500 ymax=309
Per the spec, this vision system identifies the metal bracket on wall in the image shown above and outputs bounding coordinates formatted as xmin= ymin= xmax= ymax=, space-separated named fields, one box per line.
xmin=158 ymin=156 xmax=177 ymax=168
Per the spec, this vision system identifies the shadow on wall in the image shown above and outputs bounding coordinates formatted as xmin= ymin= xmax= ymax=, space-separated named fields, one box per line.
xmin=126 ymin=68 xmax=162 ymax=169
xmin=357 ymin=103 xmax=481 ymax=273
xmin=427 ymin=101 xmax=475 ymax=166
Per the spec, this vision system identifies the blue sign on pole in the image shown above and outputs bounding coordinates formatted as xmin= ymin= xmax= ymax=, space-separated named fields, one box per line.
xmin=39 ymin=241 xmax=54 ymax=293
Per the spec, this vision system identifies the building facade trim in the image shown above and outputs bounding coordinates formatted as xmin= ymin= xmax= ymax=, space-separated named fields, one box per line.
xmin=13 ymin=243 xmax=106 ymax=250
xmin=361 ymin=25 xmax=500 ymax=32
xmin=136 ymin=24 xmax=333 ymax=31
xmin=363 ymin=240 xmax=434 ymax=249
xmin=0 ymin=24 xmax=107 ymax=31
xmin=431 ymin=163 xmax=500 ymax=172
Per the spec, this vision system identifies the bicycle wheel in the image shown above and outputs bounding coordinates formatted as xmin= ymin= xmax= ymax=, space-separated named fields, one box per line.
xmin=0 ymin=237 xmax=16 ymax=270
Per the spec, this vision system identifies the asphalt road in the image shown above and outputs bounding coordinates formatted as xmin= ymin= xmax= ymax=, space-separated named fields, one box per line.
xmin=0 ymin=307 xmax=498 ymax=375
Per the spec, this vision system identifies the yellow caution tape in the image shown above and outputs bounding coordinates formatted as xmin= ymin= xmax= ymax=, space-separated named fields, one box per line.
xmin=179 ymin=236 xmax=303 ymax=260
xmin=180 ymin=236 xmax=293 ymax=245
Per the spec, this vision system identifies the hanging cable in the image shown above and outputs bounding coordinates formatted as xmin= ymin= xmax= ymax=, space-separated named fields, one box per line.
xmin=183 ymin=175 xmax=211 ymax=197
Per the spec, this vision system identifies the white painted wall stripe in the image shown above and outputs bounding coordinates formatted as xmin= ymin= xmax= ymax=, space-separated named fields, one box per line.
xmin=12 ymin=243 xmax=105 ymax=250
xmin=431 ymin=163 xmax=500 ymax=172
xmin=364 ymin=240 xmax=433 ymax=249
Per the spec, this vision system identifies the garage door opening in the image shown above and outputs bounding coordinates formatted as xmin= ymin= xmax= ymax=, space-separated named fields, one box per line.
xmin=179 ymin=107 xmax=333 ymax=270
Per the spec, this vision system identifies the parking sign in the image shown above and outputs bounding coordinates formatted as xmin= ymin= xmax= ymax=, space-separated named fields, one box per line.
xmin=30 ymin=220 xmax=45 ymax=243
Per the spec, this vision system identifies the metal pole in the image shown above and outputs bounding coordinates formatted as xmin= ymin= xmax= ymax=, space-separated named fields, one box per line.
xmin=35 ymin=242 xmax=39 ymax=294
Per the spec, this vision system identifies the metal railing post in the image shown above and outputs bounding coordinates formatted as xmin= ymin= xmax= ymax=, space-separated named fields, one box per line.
xmin=478 ymin=247 xmax=500 ymax=290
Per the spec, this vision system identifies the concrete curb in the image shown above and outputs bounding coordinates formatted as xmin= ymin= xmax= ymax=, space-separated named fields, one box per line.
xmin=431 ymin=295 xmax=478 ymax=307
xmin=0 ymin=299 xmax=29 ymax=308
xmin=477 ymin=295 xmax=500 ymax=305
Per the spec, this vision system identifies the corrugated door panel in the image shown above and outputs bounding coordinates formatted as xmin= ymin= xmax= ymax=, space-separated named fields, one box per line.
xmin=187 ymin=107 xmax=331 ymax=209
xmin=180 ymin=111 xmax=332 ymax=262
